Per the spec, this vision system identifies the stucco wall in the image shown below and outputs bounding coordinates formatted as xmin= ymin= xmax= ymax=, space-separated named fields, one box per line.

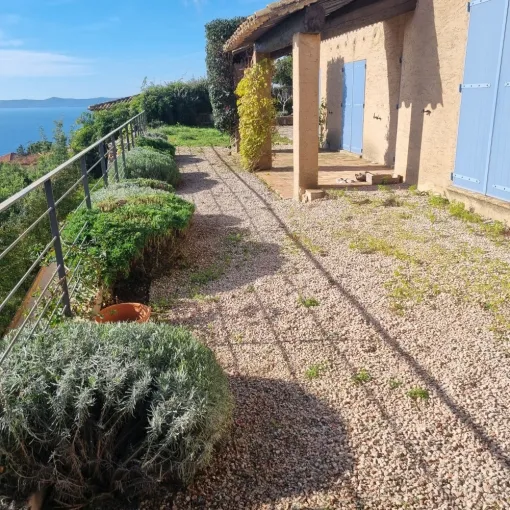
xmin=394 ymin=0 xmax=469 ymax=191
xmin=320 ymin=15 xmax=408 ymax=166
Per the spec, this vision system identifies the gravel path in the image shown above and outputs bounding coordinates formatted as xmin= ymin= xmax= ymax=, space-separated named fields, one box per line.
xmin=150 ymin=147 xmax=510 ymax=510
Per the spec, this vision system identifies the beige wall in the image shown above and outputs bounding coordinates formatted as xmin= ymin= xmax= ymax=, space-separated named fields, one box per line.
xmin=320 ymin=15 xmax=408 ymax=166
xmin=394 ymin=0 xmax=469 ymax=191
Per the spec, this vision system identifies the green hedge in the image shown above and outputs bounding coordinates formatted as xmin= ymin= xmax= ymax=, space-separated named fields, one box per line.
xmin=141 ymin=79 xmax=212 ymax=125
xmin=120 ymin=147 xmax=179 ymax=186
xmin=205 ymin=18 xmax=246 ymax=135
xmin=63 ymin=182 xmax=194 ymax=287
xmin=0 ymin=321 xmax=232 ymax=506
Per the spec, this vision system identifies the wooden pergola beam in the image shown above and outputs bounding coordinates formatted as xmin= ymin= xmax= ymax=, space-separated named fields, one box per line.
xmin=323 ymin=0 xmax=417 ymax=38
xmin=254 ymin=4 xmax=326 ymax=55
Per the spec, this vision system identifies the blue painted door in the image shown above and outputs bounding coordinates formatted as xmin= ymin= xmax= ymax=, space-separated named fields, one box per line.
xmin=454 ymin=0 xmax=509 ymax=197
xmin=486 ymin=5 xmax=510 ymax=200
xmin=341 ymin=60 xmax=366 ymax=154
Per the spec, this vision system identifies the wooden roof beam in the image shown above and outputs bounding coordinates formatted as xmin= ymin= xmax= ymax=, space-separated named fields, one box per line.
xmin=254 ymin=4 xmax=326 ymax=56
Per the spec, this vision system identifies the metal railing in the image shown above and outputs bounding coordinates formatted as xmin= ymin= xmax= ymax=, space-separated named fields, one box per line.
xmin=0 ymin=111 xmax=147 ymax=364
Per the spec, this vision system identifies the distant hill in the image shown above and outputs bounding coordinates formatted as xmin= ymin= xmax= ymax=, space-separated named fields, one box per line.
xmin=0 ymin=97 xmax=116 ymax=109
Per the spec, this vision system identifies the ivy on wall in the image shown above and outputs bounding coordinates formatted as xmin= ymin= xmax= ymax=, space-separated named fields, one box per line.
xmin=236 ymin=59 xmax=277 ymax=171
xmin=205 ymin=18 xmax=246 ymax=136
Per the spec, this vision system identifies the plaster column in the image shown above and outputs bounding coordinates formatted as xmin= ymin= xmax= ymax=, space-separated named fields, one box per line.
xmin=293 ymin=32 xmax=320 ymax=200
xmin=252 ymin=50 xmax=273 ymax=170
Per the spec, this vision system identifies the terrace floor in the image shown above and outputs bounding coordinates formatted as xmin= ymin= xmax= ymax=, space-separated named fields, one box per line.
xmin=257 ymin=147 xmax=397 ymax=199
xmin=147 ymin=146 xmax=510 ymax=510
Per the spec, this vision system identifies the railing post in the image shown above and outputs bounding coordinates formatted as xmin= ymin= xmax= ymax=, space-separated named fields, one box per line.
xmin=99 ymin=142 xmax=108 ymax=187
xmin=120 ymin=131 xmax=127 ymax=169
xmin=110 ymin=135 xmax=119 ymax=182
xmin=80 ymin=157 xmax=92 ymax=209
xmin=44 ymin=179 xmax=72 ymax=317
xmin=126 ymin=126 xmax=131 ymax=151
xmin=130 ymin=122 xmax=135 ymax=148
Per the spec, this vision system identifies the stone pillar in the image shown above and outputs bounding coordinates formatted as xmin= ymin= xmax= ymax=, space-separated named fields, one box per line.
xmin=293 ymin=32 xmax=320 ymax=200
xmin=252 ymin=50 xmax=272 ymax=170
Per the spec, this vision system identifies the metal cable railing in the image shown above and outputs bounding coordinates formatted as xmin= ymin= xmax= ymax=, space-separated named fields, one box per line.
xmin=0 ymin=110 xmax=147 ymax=364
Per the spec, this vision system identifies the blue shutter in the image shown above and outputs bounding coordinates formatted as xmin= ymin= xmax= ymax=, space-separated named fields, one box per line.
xmin=351 ymin=60 xmax=366 ymax=155
xmin=486 ymin=4 xmax=510 ymax=200
xmin=341 ymin=63 xmax=353 ymax=151
xmin=341 ymin=60 xmax=366 ymax=155
xmin=453 ymin=0 xmax=508 ymax=193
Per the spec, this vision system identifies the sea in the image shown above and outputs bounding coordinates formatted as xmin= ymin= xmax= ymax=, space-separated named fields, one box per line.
xmin=0 ymin=107 xmax=88 ymax=156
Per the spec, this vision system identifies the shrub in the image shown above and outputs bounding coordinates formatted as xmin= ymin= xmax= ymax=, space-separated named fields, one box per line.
xmin=120 ymin=147 xmax=179 ymax=185
xmin=63 ymin=184 xmax=194 ymax=287
xmin=0 ymin=321 xmax=232 ymax=506
xmin=236 ymin=59 xmax=277 ymax=170
xmin=205 ymin=17 xmax=246 ymax=135
xmin=137 ymin=135 xmax=176 ymax=156
xmin=141 ymin=79 xmax=212 ymax=126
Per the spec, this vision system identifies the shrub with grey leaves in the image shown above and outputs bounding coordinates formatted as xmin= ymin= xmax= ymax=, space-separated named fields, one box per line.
xmin=0 ymin=322 xmax=232 ymax=507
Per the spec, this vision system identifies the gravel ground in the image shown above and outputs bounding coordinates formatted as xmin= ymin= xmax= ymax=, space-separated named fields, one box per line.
xmin=148 ymin=147 xmax=510 ymax=510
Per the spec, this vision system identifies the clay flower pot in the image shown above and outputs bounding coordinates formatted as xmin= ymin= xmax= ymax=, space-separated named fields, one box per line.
xmin=95 ymin=303 xmax=151 ymax=324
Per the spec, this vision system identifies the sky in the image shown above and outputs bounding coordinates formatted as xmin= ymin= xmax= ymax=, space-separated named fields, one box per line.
xmin=0 ymin=0 xmax=268 ymax=100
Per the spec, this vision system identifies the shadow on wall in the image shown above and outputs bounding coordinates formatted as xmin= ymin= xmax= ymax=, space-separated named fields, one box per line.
xmin=395 ymin=1 xmax=443 ymax=184
xmin=325 ymin=56 xmax=345 ymax=151
xmin=382 ymin=18 xmax=407 ymax=167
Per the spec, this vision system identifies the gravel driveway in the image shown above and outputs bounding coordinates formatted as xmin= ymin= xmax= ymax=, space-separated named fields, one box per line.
xmin=150 ymin=147 xmax=510 ymax=510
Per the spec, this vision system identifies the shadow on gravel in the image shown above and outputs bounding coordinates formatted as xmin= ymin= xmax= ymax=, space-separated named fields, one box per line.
xmin=210 ymin=147 xmax=510 ymax=472
xmin=175 ymin=155 xmax=205 ymax=165
xmin=174 ymin=376 xmax=356 ymax=509
xmin=178 ymin=171 xmax=219 ymax=193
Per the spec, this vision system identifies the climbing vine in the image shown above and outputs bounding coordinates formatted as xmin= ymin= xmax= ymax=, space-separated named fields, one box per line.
xmin=236 ymin=59 xmax=277 ymax=171
xmin=319 ymin=97 xmax=328 ymax=148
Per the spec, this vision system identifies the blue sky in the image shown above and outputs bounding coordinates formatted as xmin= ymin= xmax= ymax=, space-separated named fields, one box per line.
xmin=0 ymin=0 xmax=267 ymax=100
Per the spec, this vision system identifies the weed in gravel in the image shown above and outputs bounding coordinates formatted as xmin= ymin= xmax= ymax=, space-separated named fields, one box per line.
xmin=378 ymin=184 xmax=392 ymax=193
xmin=305 ymin=362 xmax=327 ymax=380
xmin=290 ymin=231 xmax=326 ymax=255
xmin=389 ymin=378 xmax=403 ymax=389
xmin=352 ymin=368 xmax=372 ymax=384
xmin=426 ymin=211 xmax=438 ymax=224
xmin=190 ymin=265 xmax=223 ymax=285
xmin=232 ymin=332 xmax=244 ymax=343
xmin=298 ymin=295 xmax=320 ymax=308
xmin=407 ymin=387 xmax=429 ymax=401
xmin=246 ymin=284 xmax=255 ymax=293
xmin=327 ymin=189 xmax=347 ymax=199
xmin=408 ymin=184 xmax=418 ymax=195
xmin=428 ymin=195 xmax=449 ymax=208
xmin=481 ymin=220 xmax=507 ymax=240
xmin=380 ymin=196 xmax=403 ymax=207
xmin=399 ymin=212 xmax=412 ymax=220
xmin=226 ymin=232 xmax=244 ymax=244
xmin=349 ymin=236 xmax=418 ymax=264
xmin=448 ymin=201 xmax=482 ymax=223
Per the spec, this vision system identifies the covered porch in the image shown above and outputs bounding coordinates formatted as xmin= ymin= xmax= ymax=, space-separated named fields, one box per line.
xmin=261 ymin=147 xmax=395 ymax=199
xmin=225 ymin=0 xmax=416 ymax=201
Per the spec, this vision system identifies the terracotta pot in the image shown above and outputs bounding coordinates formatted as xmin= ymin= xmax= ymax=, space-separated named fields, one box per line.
xmin=95 ymin=303 xmax=151 ymax=324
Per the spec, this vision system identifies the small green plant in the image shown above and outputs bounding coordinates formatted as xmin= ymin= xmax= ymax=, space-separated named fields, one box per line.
xmin=408 ymin=184 xmax=418 ymax=195
xmin=305 ymin=362 xmax=327 ymax=380
xmin=190 ymin=265 xmax=223 ymax=285
xmin=0 ymin=322 xmax=232 ymax=506
xmin=407 ymin=387 xmax=430 ymax=401
xmin=399 ymin=212 xmax=412 ymax=220
xmin=298 ymin=295 xmax=320 ymax=308
xmin=378 ymin=184 xmax=391 ymax=193
xmin=246 ymin=284 xmax=255 ymax=293
xmin=428 ymin=194 xmax=449 ymax=208
xmin=380 ymin=196 xmax=402 ymax=207
xmin=353 ymin=368 xmax=372 ymax=384
xmin=226 ymin=232 xmax=244 ymax=244
xmin=232 ymin=332 xmax=244 ymax=343
xmin=193 ymin=293 xmax=220 ymax=303
xmin=389 ymin=378 xmax=403 ymax=389
xmin=156 ymin=125 xmax=231 ymax=147
xmin=426 ymin=211 xmax=438 ymax=224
